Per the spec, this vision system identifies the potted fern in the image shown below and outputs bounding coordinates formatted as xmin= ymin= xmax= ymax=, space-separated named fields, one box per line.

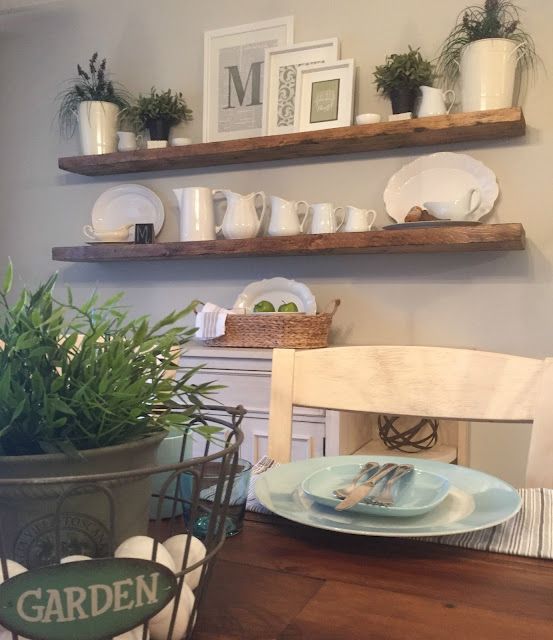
xmin=437 ymin=0 xmax=537 ymax=111
xmin=0 ymin=263 xmax=221 ymax=567
xmin=130 ymin=87 xmax=193 ymax=142
xmin=57 ymin=52 xmax=131 ymax=155
xmin=373 ymin=46 xmax=436 ymax=115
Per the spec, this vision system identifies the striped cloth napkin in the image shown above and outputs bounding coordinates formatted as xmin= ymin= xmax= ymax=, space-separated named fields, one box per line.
xmin=245 ymin=457 xmax=553 ymax=560
xmin=194 ymin=302 xmax=230 ymax=339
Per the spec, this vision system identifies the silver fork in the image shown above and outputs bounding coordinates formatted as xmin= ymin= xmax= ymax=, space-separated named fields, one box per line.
xmin=333 ymin=461 xmax=380 ymax=499
xmin=366 ymin=464 xmax=414 ymax=507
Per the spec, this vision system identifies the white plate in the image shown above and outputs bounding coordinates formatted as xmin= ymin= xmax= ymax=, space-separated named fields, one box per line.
xmin=383 ymin=220 xmax=482 ymax=230
xmin=383 ymin=152 xmax=499 ymax=223
xmin=255 ymin=455 xmax=521 ymax=537
xmin=301 ymin=463 xmax=450 ymax=517
xmin=233 ymin=277 xmax=317 ymax=314
xmin=91 ymin=184 xmax=165 ymax=241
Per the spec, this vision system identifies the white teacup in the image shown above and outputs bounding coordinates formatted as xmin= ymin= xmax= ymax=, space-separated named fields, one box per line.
xmin=83 ymin=224 xmax=132 ymax=242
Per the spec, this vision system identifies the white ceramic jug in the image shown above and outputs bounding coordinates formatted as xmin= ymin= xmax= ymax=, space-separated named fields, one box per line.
xmin=268 ymin=195 xmax=309 ymax=236
xmin=214 ymin=189 xmax=267 ymax=239
xmin=342 ymin=206 xmax=377 ymax=232
xmin=173 ymin=187 xmax=216 ymax=241
xmin=308 ymin=203 xmax=345 ymax=234
xmin=417 ymin=86 xmax=455 ymax=117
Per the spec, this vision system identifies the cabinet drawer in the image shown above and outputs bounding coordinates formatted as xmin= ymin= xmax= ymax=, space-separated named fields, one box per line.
xmin=185 ymin=368 xmax=324 ymax=418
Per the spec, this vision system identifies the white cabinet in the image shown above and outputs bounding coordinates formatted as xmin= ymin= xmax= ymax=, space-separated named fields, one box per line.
xmin=181 ymin=346 xmax=470 ymax=465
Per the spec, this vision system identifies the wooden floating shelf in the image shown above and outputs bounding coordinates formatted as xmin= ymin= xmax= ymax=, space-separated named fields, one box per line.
xmin=58 ymin=108 xmax=525 ymax=176
xmin=52 ymin=224 xmax=525 ymax=262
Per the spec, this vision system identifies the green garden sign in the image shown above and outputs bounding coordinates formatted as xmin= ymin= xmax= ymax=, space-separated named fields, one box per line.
xmin=0 ymin=558 xmax=177 ymax=640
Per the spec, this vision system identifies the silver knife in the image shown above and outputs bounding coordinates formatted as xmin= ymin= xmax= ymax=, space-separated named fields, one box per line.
xmin=335 ymin=463 xmax=398 ymax=511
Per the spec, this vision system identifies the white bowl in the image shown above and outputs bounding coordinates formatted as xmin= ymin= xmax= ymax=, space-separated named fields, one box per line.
xmin=355 ymin=113 xmax=381 ymax=125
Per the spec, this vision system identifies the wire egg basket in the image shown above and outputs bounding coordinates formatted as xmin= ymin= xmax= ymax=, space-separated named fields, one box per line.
xmin=0 ymin=404 xmax=245 ymax=640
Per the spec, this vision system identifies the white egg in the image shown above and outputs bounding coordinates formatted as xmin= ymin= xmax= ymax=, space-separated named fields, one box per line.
xmin=114 ymin=536 xmax=176 ymax=573
xmin=148 ymin=583 xmax=195 ymax=640
xmin=0 ymin=559 xmax=26 ymax=584
xmin=60 ymin=555 xmax=92 ymax=563
xmin=0 ymin=627 xmax=30 ymax=640
xmin=163 ymin=535 xmax=206 ymax=590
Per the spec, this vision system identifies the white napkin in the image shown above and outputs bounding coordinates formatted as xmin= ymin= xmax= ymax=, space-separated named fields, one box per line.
xmin=195 ymin=302 xmax=230 ymax=339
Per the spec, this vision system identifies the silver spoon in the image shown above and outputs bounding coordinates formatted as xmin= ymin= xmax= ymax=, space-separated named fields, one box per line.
xmin=333 ymin=461 xmax=380 ymax=499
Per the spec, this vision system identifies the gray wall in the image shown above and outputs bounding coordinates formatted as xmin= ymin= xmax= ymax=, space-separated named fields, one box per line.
xmin=1 ymin=0 xmax=551 ymax=484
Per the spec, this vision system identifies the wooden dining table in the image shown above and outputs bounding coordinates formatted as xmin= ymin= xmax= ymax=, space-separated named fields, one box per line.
xmin=194 ymin=512 xmax=553 ymax=639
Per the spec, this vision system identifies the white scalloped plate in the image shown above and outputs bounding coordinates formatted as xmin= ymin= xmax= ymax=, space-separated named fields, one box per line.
xmin=233 ymin=277 xmax=317 ymax=314
xmin=383 ymin=152 xmax=499 ymax=223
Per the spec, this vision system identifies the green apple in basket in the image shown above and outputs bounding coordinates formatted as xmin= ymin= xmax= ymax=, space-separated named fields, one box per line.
xmin=278 ymin=302 xmax=299 ymax=312
xmin=253 ymin=300 xmax=275 ymax=312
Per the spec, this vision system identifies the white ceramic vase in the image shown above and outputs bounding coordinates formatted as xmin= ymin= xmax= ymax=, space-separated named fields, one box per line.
xmin=459 ymin=38 xmax=523 ymax=112
xmin=78 ymin=100 xmax=120 ymax=155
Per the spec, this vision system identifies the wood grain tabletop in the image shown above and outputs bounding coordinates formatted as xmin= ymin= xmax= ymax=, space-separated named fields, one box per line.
xmin=193 ymin=513 xmax=553 ymax=640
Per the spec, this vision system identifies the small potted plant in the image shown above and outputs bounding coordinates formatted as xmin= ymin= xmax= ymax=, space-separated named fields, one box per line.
xmin=0 ymin=263 xmax=221 ymax=566
xmin=130 ymin=87 xmax=193 ymax=142
xmin=373 ymin=46 xmax=436 ymax=115
xmin=57 ymin=52 xmax=131 ymax=155
xmin=437 ymin=0 xmax=537 ymax=111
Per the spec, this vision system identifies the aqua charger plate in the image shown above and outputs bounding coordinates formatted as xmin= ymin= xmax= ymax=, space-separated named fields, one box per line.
xmin=255 ymin=455 xmax=521 ymax=537
xmin=301 ymin=463 xmax=450 ymax=517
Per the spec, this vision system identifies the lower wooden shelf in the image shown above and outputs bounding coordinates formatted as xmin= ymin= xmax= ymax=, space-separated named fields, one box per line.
xmin=52 ymin=223 xmax=525 ymax=262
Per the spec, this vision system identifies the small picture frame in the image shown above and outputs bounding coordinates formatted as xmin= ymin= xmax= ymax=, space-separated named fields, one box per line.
xmin=262 ymin=38 xmax=339 ymax=136
xmin=294 ymin=59 xmax=355 ymax=132
xmin=203 ymin=16 xmax=294 ymax=143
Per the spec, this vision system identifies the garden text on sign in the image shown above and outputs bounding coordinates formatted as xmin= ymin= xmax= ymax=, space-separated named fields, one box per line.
xmin=0 ymin=558 xmax=177 ymax=640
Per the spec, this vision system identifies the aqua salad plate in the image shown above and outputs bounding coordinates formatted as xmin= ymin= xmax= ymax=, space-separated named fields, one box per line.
xmin=255 ymin=455 xmax=521 ymax=537
xmin=301 ymin=463 xmax=450 ymax=517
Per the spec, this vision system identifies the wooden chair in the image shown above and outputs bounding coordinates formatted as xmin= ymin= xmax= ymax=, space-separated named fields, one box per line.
xmin=267 ymin=346 xmax=553 ymax=488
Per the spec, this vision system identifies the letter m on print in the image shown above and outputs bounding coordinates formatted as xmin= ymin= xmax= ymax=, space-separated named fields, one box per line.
xmin=224 ymin=61 xmax=263 ymax=108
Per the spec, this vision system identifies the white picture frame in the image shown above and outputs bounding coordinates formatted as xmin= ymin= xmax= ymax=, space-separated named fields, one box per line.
xmin=262 ymin=38 xmax=340 ymax=136
xmin=294 ymin=59 xmax=355 ymax=132
xmin=203 ymin=16 xmax=294 ymax=143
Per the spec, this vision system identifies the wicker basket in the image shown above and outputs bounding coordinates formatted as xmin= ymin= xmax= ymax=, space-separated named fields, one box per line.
xmin=205 ymin=299 xmax=340 ymax=349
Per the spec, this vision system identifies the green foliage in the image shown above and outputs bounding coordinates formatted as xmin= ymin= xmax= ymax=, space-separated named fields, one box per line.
xmin=373 ymin=47 xmax=436 ymax=97
xmin=438 ymin=0 xmax=537 ymax=82
xmin=57 ymin=52 xmax=132 ymax=138
xmin=127 ymin=87 xmax=193 ymax=129
xmin=0 ymin=265 xmax=220 ymax=456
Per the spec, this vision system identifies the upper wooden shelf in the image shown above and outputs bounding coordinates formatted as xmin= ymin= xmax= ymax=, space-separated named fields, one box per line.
xmin=52 ymin=223 xmax=525 ymax=262
xmin=58 ymin=108 xmax=525 ymax=177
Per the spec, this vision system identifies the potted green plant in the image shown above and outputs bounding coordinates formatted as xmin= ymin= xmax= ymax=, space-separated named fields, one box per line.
xmin=57 ymin=52 xmax=131 ymax=155
xmin=130 ymin=87 xmax=193 ymax=142
xmin=0 ymin=263 xmax=219 ymax=566
xmin=373 ymin=46 xmax=436 ymax=115
xmin=437 ymin=0 xmax=537 ymax=111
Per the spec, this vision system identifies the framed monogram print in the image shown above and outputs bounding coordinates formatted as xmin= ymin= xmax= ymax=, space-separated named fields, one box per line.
xmin=294 ymin=59 xmax=355 ymax=133
xmin=262 ymin=38 xmax=339 ymax=136
xmin=203 ymin=17 xmax=293 ymax=142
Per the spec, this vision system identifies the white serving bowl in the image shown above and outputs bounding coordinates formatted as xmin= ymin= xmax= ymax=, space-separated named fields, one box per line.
xmin=355 ymin=113 xmax=381 ymax=125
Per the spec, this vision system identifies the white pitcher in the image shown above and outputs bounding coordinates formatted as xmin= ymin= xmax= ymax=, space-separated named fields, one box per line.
xmin=417 ymin=86 xmax=455 ymax=117
xmin=308 ymin=203 xmax=345 ymax=234
xmin=173 ymin=187 xmax=216 ymax=241
xmin=214 ymin=189 xmax=267 ymax=239
xmin=268 ymin=195 xmax=309 ymax=236
xmin=342 ymin=206 xmax=377 ymax=232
